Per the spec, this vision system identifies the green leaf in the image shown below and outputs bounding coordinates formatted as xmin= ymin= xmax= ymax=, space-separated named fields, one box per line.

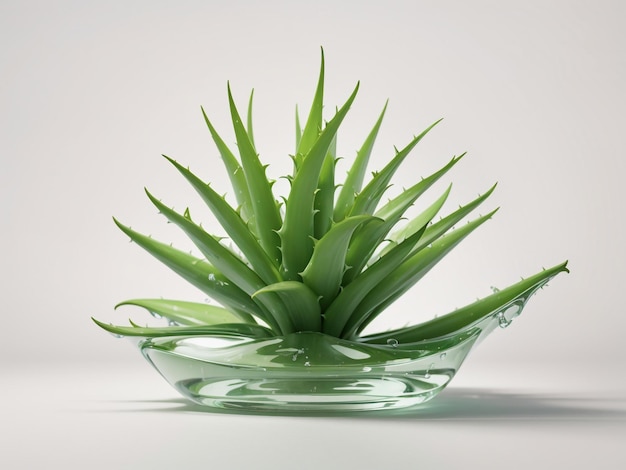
xmin=145 ymin=191 xmax=293 ymax=334
xmin=253 ymin=282 xmax=321 ymax=332
xmin=374 ymin=154 xmax=463 ymax=221
xmin=295 ymin=105 xmax=302 ymax=151
xmin=112 ymin=218 xmax=260 ymax=321
xmin=146 ymin=190 xmax=266 ymax=296
xmin=343 ymin=155 xmax=461 ymax=283
xmin=334 ymin=101 xmax=388 ymax=222
xmin=301 ymin=215 xmax=380 ymax=309
xmin=200 ymin=107 xmax=253 ymax=226
xmin=365 ymin=183 xmax=452 ymax=268
xmin=313 ymin=138 xmax=337 ymax=239
xmin=92 ymin=317 xmax=273 ymax=339
xmin=341 ymin=218 xmax=401 ymax=286
xmin=360 ymin=261 xmax=569 ymax=344
xmin=115 ymin=298 xmax=247 ymax=326
xmin=397 ymin=183 xmax=498 ymax=257
xmin=347 ymin=210 xmax=499 ymax=337
xmin=296 ymin=47 xmax=325 ymax=166
xmin=323 ymin=227 xmax=427 ymax=337
xmin=246 ymin=89 xmax=256 ymax=148
xmin=279 ymin=82 xmax=360 ymax=280
xmin=164 ymin=156 xmax=282 ymax=284
xmin=227 ymin=83 xmax=282 ymax=264
xmin=349 ymin=119 xmax=442 ymax=217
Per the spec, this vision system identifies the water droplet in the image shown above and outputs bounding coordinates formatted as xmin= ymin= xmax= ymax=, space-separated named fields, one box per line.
xmin=490 ymin=286 xmax=500 ymax=293
xmin=362 ymin=366 xmax=372 ymax=372
xmin=292 ymin=348 xmax=305 ymax=361
xmin=497 ymin=311 xmax=512 ymax=328
xmin=168 ymin=320 xmax=179 ymax=327
xmin=386 ymin=338 xmax=399 ymax=348
xmin=149 ymin=311 xmax=163 ymax=320
xmin=208 ymin=273 xmax=216 ymax=282
xmin=424 ymin=363 xmax=435 ymax=379
xmin=439 ymin=353 xmax=447 ymax=360
xmin=304 ymin=361 xmax=311 ymax=367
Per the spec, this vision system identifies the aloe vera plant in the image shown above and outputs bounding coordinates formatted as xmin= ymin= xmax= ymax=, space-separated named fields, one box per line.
xmin=95 ymin=51 xmax=568 ymax=395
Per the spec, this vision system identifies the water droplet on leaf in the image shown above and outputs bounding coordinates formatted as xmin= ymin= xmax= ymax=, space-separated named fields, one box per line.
xmin=497 ymin=311 xmax=512 ymax=328
xmin=424 ymin=363 xmax=435 ymax=379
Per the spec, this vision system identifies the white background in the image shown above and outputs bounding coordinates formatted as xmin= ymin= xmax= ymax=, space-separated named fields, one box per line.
xmin=2 ymin=1 xmax=625 ymax=468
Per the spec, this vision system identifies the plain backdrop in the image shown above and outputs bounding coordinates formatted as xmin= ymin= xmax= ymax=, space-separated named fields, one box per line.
xmin=3 ymin=0 xmax=623 ymax=366
xmin=1 ymin=1 xmax=625 ymax=468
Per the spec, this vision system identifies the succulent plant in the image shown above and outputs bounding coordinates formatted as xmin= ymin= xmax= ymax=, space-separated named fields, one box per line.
xmin=94 ymin=51 xmax=568 ymax=348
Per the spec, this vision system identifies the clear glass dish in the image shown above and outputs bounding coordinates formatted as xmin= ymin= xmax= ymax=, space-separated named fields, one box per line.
xmin=139 ymin=304 xmax=518 ymax=413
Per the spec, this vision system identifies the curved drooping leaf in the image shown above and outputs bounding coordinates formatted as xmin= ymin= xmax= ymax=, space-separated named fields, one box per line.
xmin=359 ymin=261 xmax=569 ymax=344
xmin=164 ymin=156 xmax=282 ymax=284
xmin=301 ymin=215 xmax=379 ymax=309
xmin=344 ymin=210 xmax=498 ymax=338
xmin=322 ymin=226 xmax=427 ymax=337
xmin=112 ymin=218 xmax=259 ymax=321
xmin=92 ymin=317 xmax=273 ymax=339
xmin=115 ymin=299 xmax=247 ymax=326
xmin=334 ymin=101 xmax=388 ymax=222
xmin=227 ymin=83 xmax=282 ymax=264
xmin=348 ymin=118 xmax=442 ymax=217
xmin=253 ymin=282 xmax=321 ymax=333
xmin=279 ymin=82 xmax=360 ymax=280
